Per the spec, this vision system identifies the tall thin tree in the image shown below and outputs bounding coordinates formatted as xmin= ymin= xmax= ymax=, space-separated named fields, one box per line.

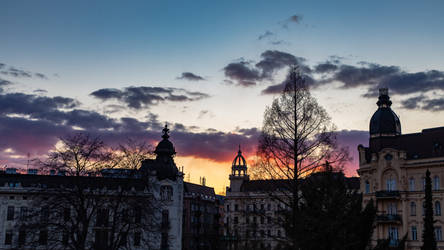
xmin=256 ymin=67 xmax=349 ymax=247
xmin=422 ymin=169 xmax=437 ymax=250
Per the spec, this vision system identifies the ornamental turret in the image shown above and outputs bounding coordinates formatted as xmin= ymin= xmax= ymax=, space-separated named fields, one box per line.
xmin=229 ymin=145 xmax=249 ymax=192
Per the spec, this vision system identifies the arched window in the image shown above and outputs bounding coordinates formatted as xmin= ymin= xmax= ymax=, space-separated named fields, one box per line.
xmin=410 ymin=202 xmax=416 ymax=216
xmin=435 ymin=201 xmax=441 ymax=216
xmin=434 ymin=176 xmax=440 ymax=190
xmin=365 ymin=181 xmax=370 ymax=194
xmin=386 ymin=176 xmax=396 ymax=191
xmin=409 ymin=177 xmax=415 ymax=191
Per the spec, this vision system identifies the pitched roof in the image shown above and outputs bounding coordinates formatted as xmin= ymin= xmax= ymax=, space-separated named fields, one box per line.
xmin=368 ymin=126 xmax=444 ymax=161
xmin=184 ymin=182 xmax=215 ymax=196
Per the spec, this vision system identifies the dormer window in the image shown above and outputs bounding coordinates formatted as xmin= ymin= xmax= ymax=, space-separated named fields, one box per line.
xmin=384 ymin=154 xmax=393 ymax=161
xmin=160 ymin=185 xmax=173 ymax=201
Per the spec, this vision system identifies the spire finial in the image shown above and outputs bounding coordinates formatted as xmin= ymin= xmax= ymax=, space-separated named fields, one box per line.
xmin=162 ymin=123 xmax=170 ymax=140
xmin=377 ymin=88 xmax=392 ymax=107
xmin=238 ymin=144 xmax=242 ymax=154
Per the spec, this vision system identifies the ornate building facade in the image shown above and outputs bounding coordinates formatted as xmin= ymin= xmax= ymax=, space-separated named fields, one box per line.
xmin=358 ymin=89 xmax=444 ymax=249
xmin=224 ymin=147 xmax=289 ymax=250
xmin=0 ymin=126 xmax=183 ymax=250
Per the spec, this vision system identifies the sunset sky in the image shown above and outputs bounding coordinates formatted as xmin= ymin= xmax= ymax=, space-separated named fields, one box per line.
xmin=2 ymin=0 xmax=444 ymax=193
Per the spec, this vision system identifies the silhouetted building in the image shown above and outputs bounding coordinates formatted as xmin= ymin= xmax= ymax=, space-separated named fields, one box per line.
xmin=182 ymin=182 xmax=224 ymax=250
xmin=358 ymin=88 xmax=444 ymax=249
xmin=0 ymin=125 xmax=183 ymax=250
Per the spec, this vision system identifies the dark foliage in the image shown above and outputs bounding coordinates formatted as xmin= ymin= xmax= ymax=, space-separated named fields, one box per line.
xmin=422 ymin=169 xmax=437 ymax=250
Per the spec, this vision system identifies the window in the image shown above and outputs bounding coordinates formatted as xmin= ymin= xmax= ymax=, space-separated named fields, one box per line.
xmin=235 ymin=204 xmax=238 ymax=211
xmin=160 ymin=185 xmax=173 ymax=201
xmin=7 ymin=206 xmax=14 ymax=220
xmin=434 ymin=176 xmax=440 ymax=190
xmin=388 ymin=227 xmax=399 ymax=244
xmin=64 ymin=208 xmax=70 ymax=222
xmin=267 ymin=203 xmax=271 ymax=211
xmin=436 ymin=201 xmax=442 ymax=216
xmin=41 ymin=206 xmax=49 ymax=222
xmin=409 ymin=178 xmax=415 ymax=191
xmin=411 ymin=226 xmax=417 ymax=241
xmin=119 ymin=232 xmax=128 ymax=246
xmin=134 ymin=207 xmax=142 ymax=223
xmin=161 ymin=210 xmax=169 ymax=229
xmin=388 ymin=203 xmax=397 ymax=215
xmin=62 ymin=231 xmax=69 ymax=245
xmin=134 ymin=232 xmax=141 ymax=246
xmin=95 ymin=229 xmax=108 ymax=249
xmin=386 ymin=176 xmax=396 ymax=191
xmin=365 ymin=181 xmax=370 ymax=194
xmin=277 ymin=230 xmax=281 ymax=237
xmin=410 ymin=202 xmax=416 ymax=216
xmin=261 ymin=217 xmax=264 ymax=224
xmin=423 ymin=178 xmax=426 ymax=191
xmin=39 ymin=230 xmax=48 ymax=245
xmin=96 ymin=208 xmax=109 ymax=227
xmin=19 ymin=230 xmax=26 ymax=246
xmin=234 ymin=216 xmax=238 ymax=224
xmin=435 ymin=227 xmax=443 ymax=241
xmin=5 ymin=231 xmax=12 ymax=245
xmin=226 ymin=204 xmax=230 ymax=212
xmin=20 ymin=207 xmax=28 ymax=220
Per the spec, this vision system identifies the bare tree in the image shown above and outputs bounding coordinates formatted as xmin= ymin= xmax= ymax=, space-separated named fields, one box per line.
xmin=256 ymin=67 xmax=349 ymax=248
xmin=16 ymin=133 xmax=162 ymax=250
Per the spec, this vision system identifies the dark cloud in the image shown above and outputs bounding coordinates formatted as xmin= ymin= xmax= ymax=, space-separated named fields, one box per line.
xmin=401 ymin=95 xmax=444 ymax=111
xmin=223 ymin=61 xmax=261 ymax=86
xmin=0 ymin=93 xmax=79 ymax=116
xmin=256 ymin=50 xmax=308 ymax=78
xmin=314 ymin=62 xmax=339 ymax=73
xmin=223 ymin=50 xmax=309 ymax=87
xmin=91 ymin=86 xmax=209 ymax=109
xmin=258 ymin=30 xmax=274 ymax=40
xmin=177 ymin=72 xmax=205 ymax=81
xmin=313 ymin=61 xmax=444 ymax=100
xmin=0 ymin=63 xmax=48 ymax=79
xmin=0 ymin=78 xmax=12 ymax=86
xmin=400 ymin=95 xmax=425 ymax=110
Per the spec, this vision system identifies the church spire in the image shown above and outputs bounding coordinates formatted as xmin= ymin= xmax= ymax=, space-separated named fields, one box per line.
xmin=162 ymin=124 xmax=170 ymax=140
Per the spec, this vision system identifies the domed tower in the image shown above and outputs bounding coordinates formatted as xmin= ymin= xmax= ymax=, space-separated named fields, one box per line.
xmin=141 ymin=124 xmax=179 ymax=180
xmin=369 ymin=88 xmax=401 ymax=138
xmin=229 ymin=145 xmax=249 ymax=192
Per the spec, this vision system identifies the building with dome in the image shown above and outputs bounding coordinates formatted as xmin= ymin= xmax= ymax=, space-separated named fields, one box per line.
xmin=358 ymin=88 xmax=444 ymax=249
xmin=0 ymin=125 xmax=184 ymax=250
xmin=224 ymin=146 xmax=290 ymax=250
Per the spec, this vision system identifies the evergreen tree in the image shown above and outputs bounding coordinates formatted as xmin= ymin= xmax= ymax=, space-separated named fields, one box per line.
xmin=422 ymin=169 xmax=437 ymax=250
xmin=290 ymin=167 xmax=376 ymax=250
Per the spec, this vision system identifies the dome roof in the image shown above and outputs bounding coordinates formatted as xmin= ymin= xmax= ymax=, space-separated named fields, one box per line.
xmin=154 ymin=125 xmax=176 ymax=156
xmin=369 ymin=88 xmax=401 ymax=137
xmin=232 ymin=146 xmax=247 ymax=167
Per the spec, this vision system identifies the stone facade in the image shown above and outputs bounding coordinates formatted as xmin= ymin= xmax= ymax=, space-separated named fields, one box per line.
xmin=358 ymin=89 xmax=444 ymax=249
xmin=0 ymin=126 xmax=183 ymax=250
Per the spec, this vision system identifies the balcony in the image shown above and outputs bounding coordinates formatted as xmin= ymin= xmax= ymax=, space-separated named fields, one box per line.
xmin=376 ymin=214 xmax=402 ymax=224
xmin=375 ymin=191 xmax=400 ymax=199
